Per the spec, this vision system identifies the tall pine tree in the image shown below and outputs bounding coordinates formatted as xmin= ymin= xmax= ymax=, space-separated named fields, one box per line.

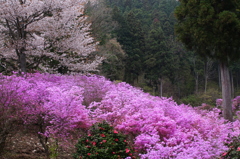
xmin=175 ymin=0 xmax=240 ymax=121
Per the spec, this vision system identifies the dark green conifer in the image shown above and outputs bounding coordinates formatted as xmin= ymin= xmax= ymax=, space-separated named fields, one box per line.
xmin=175 ymin=0 xmax=240 ymax=121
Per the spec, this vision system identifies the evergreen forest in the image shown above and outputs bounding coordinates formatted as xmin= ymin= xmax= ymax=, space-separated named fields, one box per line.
xmin=85 ymin=0 xmax=240 ymax=106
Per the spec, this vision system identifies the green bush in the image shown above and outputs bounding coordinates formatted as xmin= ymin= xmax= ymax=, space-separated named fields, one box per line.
xmin=181 ymin=88 xmax=221 ymax=107
xmin=221 ymin=136 xmax=240 ymax=159
xmin=181 ymin=94 xmax=203 ymax=107
xmin=73 ymin=121 xmax=137 ymax=159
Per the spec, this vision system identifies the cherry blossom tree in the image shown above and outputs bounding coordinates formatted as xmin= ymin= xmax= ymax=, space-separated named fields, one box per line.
xmin=0 ymin=0 xmax=101 ymax=73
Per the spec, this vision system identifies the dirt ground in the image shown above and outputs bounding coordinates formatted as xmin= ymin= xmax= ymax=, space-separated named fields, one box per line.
xmin=1 ymin=132 xmax=75 ymax=159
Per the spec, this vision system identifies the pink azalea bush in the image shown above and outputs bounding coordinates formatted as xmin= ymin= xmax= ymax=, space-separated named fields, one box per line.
xmin=89 ymin=81 xmax=240 ymax=158
xmin=0 ymin=75 xmax=30 ymax=152
xmin=0 ymin=73 xmax=240 ymax=158
xmin=216 ymin=96 xmax=240 ymax=120
xmin=5 ymin=73 xmax=91 ymax=135
xmin=216 ymin=98 xmax=223 ymax=107
xmin=232 ymin=96 xmax=240 ymax=111
xmin=0 ymin=73 xmax=92 ymax=157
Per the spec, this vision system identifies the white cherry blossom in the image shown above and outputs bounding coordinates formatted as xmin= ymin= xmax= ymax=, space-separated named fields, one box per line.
xmin=0 ymin=0 xmax=101 ymax=73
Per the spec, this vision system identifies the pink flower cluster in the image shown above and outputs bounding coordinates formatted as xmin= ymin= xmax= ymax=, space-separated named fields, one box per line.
xmin=0 ymin=73 xmax=92 ymax=140
xmin=1 ymin=73 xmax=240 ymax=158
xmin=232 ymin=96 xmax=240 ymax=110
xmin=89 ymin=80 xmax=240 ymax=158
xmin=216 ymin=99 xmax=223 ymax=107
xmin=216 ymin=96 xmax=240 ymax=112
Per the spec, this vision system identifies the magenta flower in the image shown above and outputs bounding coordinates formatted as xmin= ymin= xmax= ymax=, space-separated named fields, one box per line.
xmin=237 ymin=147 xmax=240 ymax=151
xmin=222 ymin=152 xmax=228 ymax=156
xmin=125 ymin=148 xmax=130 ymax=153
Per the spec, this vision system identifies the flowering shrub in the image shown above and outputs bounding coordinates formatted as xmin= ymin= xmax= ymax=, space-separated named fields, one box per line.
xmin=0 ymin=73 xmax=92 ymax=157
xmin=0 ymin=73 xmax=240 ymax=158
xmin=232 ymin=96 xmax=240 ymax=112
xmin=0 ymin=75 xmax=28 ymax=153
xmin=72 ymin=75 xmax=113 ymax=107
xmin=216 ymin=96 xmax=240 ymax=120
xmin=73 ymin=121 xmax=136 ymax=159
xmin=89 ymin=81 xmax=240 ymax=158
xmin=216 ymin=98 xmax=223 ymax=108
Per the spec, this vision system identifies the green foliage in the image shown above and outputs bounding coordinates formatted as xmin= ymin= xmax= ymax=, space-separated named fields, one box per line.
xmin=106 ymin=0 xmax=181 ymax=85
xmin=87 ymin=0 xmax=240 ymax=103
xmin=181 ymin=94 xmax=203 ymax=107
xmin=181 ymin=87 xmax=221 ymax=107
xmin=221 ymin=136 xmax=240 ymax=159
xmin=99 ymin=38 xmax=126 ymax=81
xmin=84 ymin=0 xmax=117 ymax=45
xmin=84 ymin=1 xmax=126 ymax=80
xmin=175 ymin=0 xmax=240 ymax=121
xmin=175 ymin=0 xmax=240 ymax=63
xmin=144 ymin=21 xmax=175 ymax=85
xmin=117 ymin=11 xmax=145 ymax=84
xmin=73 ymin=121 xmax=137 ymax=159
xmin=49 ymin=139 xmax=59 ymax=159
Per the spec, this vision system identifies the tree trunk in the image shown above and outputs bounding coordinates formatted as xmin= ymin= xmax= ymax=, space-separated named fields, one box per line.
xmin=159 ymin=78 xmax=163 ymax=97
xmin=195 ymin=72 xmax=199 ymax=94
xmin=204 ymin=62 xmax=208 ymax=94
xmin=230 ymin=71 xmax=234 ymax=98
xmin=218 ymin=65 xmax=222 ymax=90
xmin=204 ymin=76 xmax=208 ymax=94
xmin=0 ymin=130 xmax=8 ymax=155
xmin=237 ymin=72 xmax=239 ymax=91
xmin=38 ymin=123 xmax=50 ymax=159
xmin=220 ymin=62 xmax=233 ymax=121
xmin=19 ymin=52 xmax=27 ymax=73
xmin=177 ymin=82 xmax=181 ymax=98
xmin=204 ymin=58 xmax=213 ymax=94
xmin=0 ymin=119 xmax=13 ymax=155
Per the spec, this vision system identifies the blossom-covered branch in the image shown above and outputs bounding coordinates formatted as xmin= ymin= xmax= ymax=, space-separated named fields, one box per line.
xmin=0 ymin=0 xmax=101 ymax=73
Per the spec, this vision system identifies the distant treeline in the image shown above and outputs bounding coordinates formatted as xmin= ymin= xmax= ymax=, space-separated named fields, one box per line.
xmin=86 ymin=0 xmax=240 ymax=106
